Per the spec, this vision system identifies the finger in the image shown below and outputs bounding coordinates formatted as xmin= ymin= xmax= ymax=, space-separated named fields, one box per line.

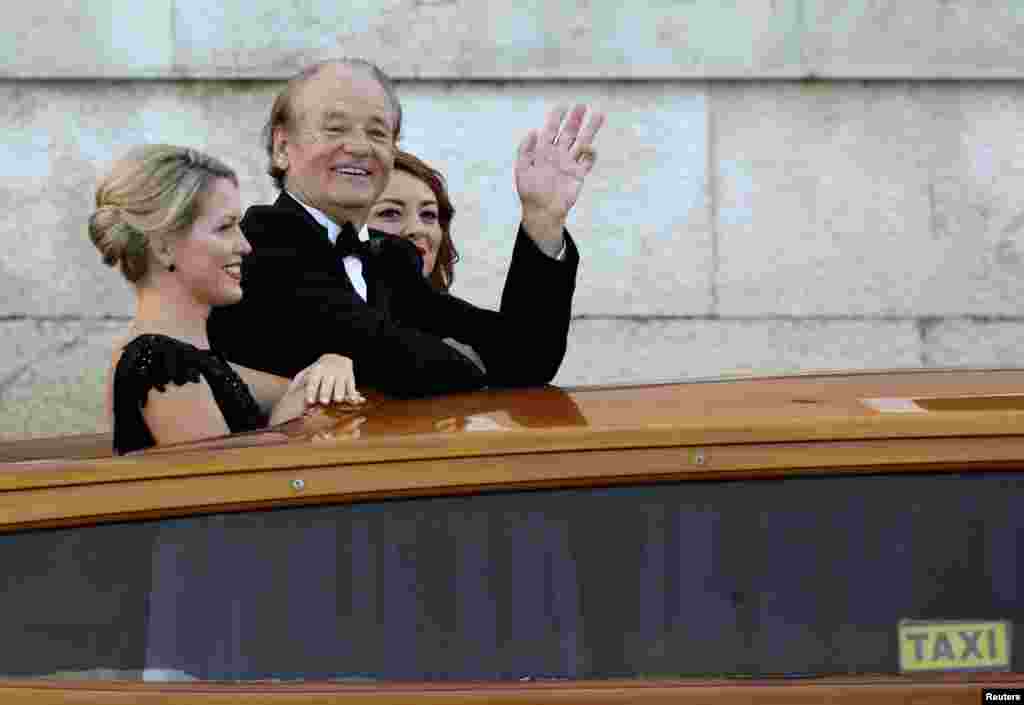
xmin=342 ymin=375 xmax=355 ymax=400
xmin=556 ymin=104 xmax=587 ymax=148
xmin=341 ymin=375 xmax=361 ymax=403
xmin=337 ymin=377 xmax=354 ymax=405
xmin=570 ymin=109 xmax=606 ymax=156
xmin=538 ymin=104 xmax=567 ymax=147
xmin=320 ymin=376 xmax=335 ymax=404
xmin=574 ymin=146 xmax=598 ymax=169
xmin=305 ymin=374 xmax=322 ymax=405
xmin=516 ymin=129 xmax=538 ymax=170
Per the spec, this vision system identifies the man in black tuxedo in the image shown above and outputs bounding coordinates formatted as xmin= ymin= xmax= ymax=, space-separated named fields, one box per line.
xmin=208 ymin=59 xmax=604 ymax=398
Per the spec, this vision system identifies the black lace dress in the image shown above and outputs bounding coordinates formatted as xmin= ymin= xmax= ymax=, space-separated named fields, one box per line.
xmin=112 ymin=334 xmax=266 ymax=455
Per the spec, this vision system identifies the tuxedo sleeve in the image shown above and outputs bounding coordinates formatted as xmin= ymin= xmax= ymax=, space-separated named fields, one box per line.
xmin=207 ymin=209 xmax=486 ymax=398
xmin=387 ymin=225 xmax=579 ymax=387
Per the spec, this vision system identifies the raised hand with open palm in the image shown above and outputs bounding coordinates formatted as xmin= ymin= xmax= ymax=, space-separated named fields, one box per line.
xmin=514 ymin=104 xmax=605 ymax=257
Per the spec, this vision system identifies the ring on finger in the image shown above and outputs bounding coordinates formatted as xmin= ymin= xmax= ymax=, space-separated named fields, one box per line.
xmin=575 ymin=145 xmax=597 ymax=163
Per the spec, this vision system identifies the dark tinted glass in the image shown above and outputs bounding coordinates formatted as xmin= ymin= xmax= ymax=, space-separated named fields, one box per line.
xmin=2 ymin=470 xmax=1022 ymax=681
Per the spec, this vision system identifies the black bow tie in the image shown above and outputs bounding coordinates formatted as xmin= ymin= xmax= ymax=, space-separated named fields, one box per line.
xmin=335 ymin=226 xmax=425 ymax=274
xmin=334 ymin=222 xmax=365 ymax=259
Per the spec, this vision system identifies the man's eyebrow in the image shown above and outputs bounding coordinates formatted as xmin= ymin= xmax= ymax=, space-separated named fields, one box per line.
xmin=321 ymin=110 xmax=392 ymax=127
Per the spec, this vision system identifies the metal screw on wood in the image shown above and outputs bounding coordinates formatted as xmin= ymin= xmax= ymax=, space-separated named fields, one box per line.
xmin=291 ymin=479 xmax=305 ymax=491
xmin=693 ymin=449 xmax=706 ymax=466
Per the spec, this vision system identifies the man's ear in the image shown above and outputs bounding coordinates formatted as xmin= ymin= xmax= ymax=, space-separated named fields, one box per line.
xmin=272 ymin=126 xmax=290 ymax=170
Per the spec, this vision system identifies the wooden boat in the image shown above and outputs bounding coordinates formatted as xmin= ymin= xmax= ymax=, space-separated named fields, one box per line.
xmin=2 ymin=368 xmax=1024 ymax=703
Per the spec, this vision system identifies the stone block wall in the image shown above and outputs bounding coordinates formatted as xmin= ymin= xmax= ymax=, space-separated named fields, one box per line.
xmin=2 ymin=1 xmax=1023 ymax=438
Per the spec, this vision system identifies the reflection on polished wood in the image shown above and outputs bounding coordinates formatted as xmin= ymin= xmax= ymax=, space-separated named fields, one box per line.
xmin=3 ymin=368 xmax=1024 ymax=461
xmin=3 ymin=369 xmax=1024 ymax=531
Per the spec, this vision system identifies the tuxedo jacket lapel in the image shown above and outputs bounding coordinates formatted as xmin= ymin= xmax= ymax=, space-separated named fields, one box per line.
xmin=273 ymin=192 xmax=360 ymax=296
xmin=273 ymin=191 xmax=326 ymax=234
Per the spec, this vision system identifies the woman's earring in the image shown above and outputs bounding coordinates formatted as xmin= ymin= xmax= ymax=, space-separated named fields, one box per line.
xmin=168 ymin=262 xmax=176 ymax=272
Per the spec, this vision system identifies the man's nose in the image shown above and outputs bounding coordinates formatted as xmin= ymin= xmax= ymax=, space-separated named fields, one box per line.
xmin=341 ymin=131 xmax=372 ymax=155
xmin=238 ymin=232 xmax=253 ymax=255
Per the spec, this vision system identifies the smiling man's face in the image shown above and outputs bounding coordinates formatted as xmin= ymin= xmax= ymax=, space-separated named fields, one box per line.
xmin=274 ymin=63 xmax=397 ymax=225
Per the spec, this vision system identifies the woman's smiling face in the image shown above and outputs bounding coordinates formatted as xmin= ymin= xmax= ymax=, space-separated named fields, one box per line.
xmin=171 ymin=177 xmax=250 ymax=307
xmin=367 ymin=170 xmax=443 ymax=277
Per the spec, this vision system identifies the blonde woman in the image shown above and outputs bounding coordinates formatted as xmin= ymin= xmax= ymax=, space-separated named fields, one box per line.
xmin=91 ymin=145 xmax=362 ymax=454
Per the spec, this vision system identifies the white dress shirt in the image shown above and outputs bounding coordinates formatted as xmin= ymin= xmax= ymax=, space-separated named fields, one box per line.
xmin=288 ymin=192 xmax=370 ymax=302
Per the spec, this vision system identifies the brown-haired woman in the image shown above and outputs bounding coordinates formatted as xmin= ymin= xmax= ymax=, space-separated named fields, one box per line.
xmin=366 ymin=149 xmax=460 ymax=292
xmin=92 ymin=144 xmax=363 ymax=454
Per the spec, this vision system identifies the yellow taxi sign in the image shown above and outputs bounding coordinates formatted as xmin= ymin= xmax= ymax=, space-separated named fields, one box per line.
xmin=898 ymin=619 xmax=1012 ymax=672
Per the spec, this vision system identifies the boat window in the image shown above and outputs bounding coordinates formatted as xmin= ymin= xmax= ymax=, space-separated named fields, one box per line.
xmin=1 ymin=470 xmax=1022 ymax=682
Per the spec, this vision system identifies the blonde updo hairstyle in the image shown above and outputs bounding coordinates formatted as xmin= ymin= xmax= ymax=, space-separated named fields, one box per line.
xmin=89 ymin=144 xmax=238 ymax=284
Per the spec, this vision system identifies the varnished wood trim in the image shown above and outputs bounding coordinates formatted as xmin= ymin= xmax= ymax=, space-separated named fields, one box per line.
xmin=560 ymin=365 xmax=1024 ymax=391
xmin=3 ymin=436 xmax=1024 ymax=532
xmin=4 ymin=409 xmax=1024 ymax=494
xmin=0 ymin=433 xmax=113 ymax=463
xmin=0 ymin=676 xmax=1022 ymax=704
